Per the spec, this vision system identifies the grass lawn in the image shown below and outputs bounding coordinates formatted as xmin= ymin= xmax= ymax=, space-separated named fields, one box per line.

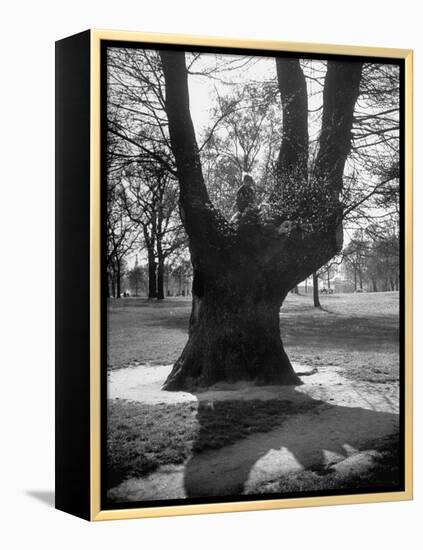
xmin=281 ymin=291 xmax=399 ymax=383
xmin=107 ymin=397 xmax=320 ymax=489
xmin=107 ymin=291 xmax=399 ymax=384
xmin=107 ymin=291 xmax=400 ymax=493
xmin=254 ymin=434 xmax=401 ymax=495
xmin=107 ymin=298 xmax=189 ymax=368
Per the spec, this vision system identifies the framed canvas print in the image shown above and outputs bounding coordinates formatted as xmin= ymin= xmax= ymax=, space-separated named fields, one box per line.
xmin=55 ymin=29 xmax=413 ymax=521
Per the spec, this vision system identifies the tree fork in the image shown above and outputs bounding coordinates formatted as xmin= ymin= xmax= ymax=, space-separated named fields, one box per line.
xmin=159 ymin=51 xmax=363 ymax=391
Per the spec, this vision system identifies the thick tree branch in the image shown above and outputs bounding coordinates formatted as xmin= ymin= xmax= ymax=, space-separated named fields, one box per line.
xmin=159 ymin=52 xmax=209 ymax=207
xmin=276 ymin=58 xmax=309 ymax=181
xmin=314 ymin=60 xmax=363 ymax=194
xmin=160 ymin=50 xmax=227 ymax=253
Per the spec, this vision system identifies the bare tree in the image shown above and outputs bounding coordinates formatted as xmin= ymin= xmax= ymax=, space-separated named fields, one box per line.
xmin=312 ymin=272 xmax=321 ymax=308
xmin=107 ymin=48 xmax=187 ymax=299
xmin=106 ymin=175 xmax=140 ymax=297
xmin=122 ymin=162 xmax=186 ymax=299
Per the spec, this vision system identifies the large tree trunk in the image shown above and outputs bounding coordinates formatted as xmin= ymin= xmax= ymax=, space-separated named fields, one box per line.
xmin=109 ymin=266 xmax=116 ymax=298
xmin=146 ymin=246 xmax=157 ymax=299
xmin=160 ymin=51 xmax=362 ymax=391
xmin=116 ymin=261 xmax=121 ymax=299
xmin=106 ymin=273 xmax=111 ymax=298
xmin=143 ymin=226 xmax=157 ymax=299
xmin=164 ymin=256 xmax=299 ymax=390
xmin=157 ymin=258 xmax=165 ymax=300
xmin=313 ymin=272 xmax=321 ymax=308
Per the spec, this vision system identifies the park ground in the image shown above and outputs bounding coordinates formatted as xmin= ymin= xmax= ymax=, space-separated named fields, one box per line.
xmin=106 ymin=292 xmax=401 ymax=502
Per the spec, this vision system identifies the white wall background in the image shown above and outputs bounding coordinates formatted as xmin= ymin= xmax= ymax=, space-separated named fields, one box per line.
xmin=0 ymin=1 xmax=420 ymax=547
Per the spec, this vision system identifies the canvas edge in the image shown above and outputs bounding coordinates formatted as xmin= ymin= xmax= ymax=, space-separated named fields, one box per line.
xmin=88 ymin=29 xmax=413 ymax=522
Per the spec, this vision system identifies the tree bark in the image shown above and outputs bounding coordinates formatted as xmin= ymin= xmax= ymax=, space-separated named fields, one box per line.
xmin=157 ymin=258 xmax=165 ymax=300
xmin=147 ymin=248 xmax=157 ymax=299
xmin=178 ymin=269 xmax=182 ymax=295
xmin=313 ymin=272 xmax=321 ymax=308
xmin=163 ymin=259 xmax=300 ymax=390
xmin=106 ymin=274 xmax=111 ymax=298
xmin=116 ymin=261 xmax=121 ymax=298
xmin=160 ymin=51 xmax=362 ymax=391
xmin=314 ymin=61 xmax=363 ymax=194
xmin=276 ymin=58 xmax=309 ymax=182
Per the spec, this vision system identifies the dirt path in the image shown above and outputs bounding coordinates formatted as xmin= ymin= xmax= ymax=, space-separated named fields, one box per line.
xmin=108 ymin=364 xmax=399 ymax=502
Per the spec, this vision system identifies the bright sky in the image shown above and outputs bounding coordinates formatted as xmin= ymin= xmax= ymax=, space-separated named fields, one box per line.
xmin=188 ymin=54 xmax=275 ymax=136
xmin=187 ymin=52 xmax=324 ymax=146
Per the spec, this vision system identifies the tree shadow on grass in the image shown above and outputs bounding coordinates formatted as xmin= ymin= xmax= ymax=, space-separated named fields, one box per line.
xmin=183 ymin=389 xmax=400 ymax=498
